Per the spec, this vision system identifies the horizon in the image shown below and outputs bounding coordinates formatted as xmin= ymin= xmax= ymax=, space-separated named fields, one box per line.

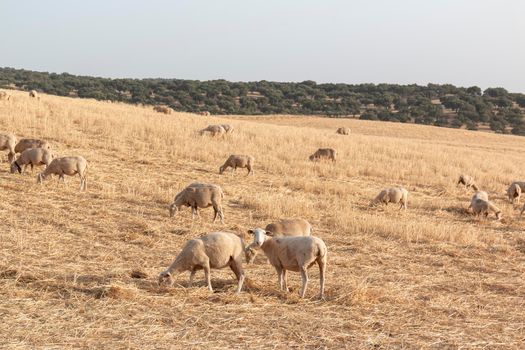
xmin=1 ymin=0 xmax=524 ymax=93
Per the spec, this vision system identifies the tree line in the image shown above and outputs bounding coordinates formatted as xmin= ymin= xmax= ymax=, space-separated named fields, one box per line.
xmin=1 ymin=67 xmax=525 ymax=135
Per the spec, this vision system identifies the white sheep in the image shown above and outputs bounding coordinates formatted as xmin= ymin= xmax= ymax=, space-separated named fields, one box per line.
xmin=370 ymin=187 xmax=408 ymax=210
xmin=0 ymin=91 xmax=11 ymax=101
xmin=336 ymin=127 xmax=350 ymax=135
xmin=221 ymin=124 xmax=234 ymax=134
xmin=470 ymin=199 xmax=502 ymax=220
xmin=37 ymin=156 xmax=88 ymax=191
xmin=309 ymin=148 xmax=337 ymax=162
xmin=11 ymin=148 xmax=53 ymax=174
xmin=457 ymin=174 xmax=479 ymax=191
xmin=265 ymin=218 xmax=312 ymax=237
xmin=29 ymin=90 xmax=38 ymax=98
xmin=467 ymin=191 xmax=488 ymax=212
xmin=0 ymin=133 xmax=17 ymax=163
xmin=245 ymin=228 xmax=327 ymax=299
xmin=507 ymin=182 xmax=525 ymax=203
xmin=199 ymin=125 xmax=226 ymax=137
xmin=169 ymin=183 xmax=224 ymax=223
xmin=153 ymin=105 xmax=172 ymax=114
xmin=14 ymin=138 xmax=50 ymax=154
xmin=219 ymin=154 xmax=254 ymax=175
xmin=158 ymin=231 xmax=246 ymax=293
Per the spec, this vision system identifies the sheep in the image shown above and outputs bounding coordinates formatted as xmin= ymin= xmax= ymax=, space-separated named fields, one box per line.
xmin=0 ymin=91 xmax=10 ymax=101
xmin=457 ymin=174 xmax=479 ymax=191
xmin=11 ymin=148 xmax=53 ymax=174
xmin=247 ymin=218 xmax=313 ymax=261
xmin=169 ymin=183 xmax=224 ymax=223
xmin=221 ymin=124 xmax=234 ymax=134
xmin=370 ymin=187 xmax=408 ymax=210
xmin=199 ymin=125 xmax=226 ymax=137
xmin=265 ymin=218 xmax=312 ymax=237
xmin=198 ymin=111 xmax=211 ymax=116
xmin=309 ymin=148 xmax=337 ymax=162
xmin=158 ymin=231 xmax=246 ymax=293
xmin=245 ymin=228 xmax=327 ymax=299
xmin=470 ymin=199 xmax=502 ymax=220
xmin=507 ymin=182 xmax=525 ymax=203
xmin=29 ymin=90 xmax=38 ymax=98
xmin=37 ymin=156 xmax=88 ymax=191
xmin=219 ymin=154 xmax=254 ymax=175
xmin=0 ymin=133 xmax=17 ymax=163
xmin=153 ymin=105 xmax=172 ymax=114
xmin=336 ymin=127 xmax=350 ymax=135
xmin=14 ymin=138 xmax=50 ymax=154
xmin=467 ymin=191 xmax=488 ymax=212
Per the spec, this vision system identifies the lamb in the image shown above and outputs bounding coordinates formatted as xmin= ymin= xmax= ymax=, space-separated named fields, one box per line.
xmin=37 ymin=156 xmax=88 ymax=191
xmin=0 ymin=91 xmax=10 ymax=101
xmin=309 ymin=148 xmax=337 ymax=162
xmin=219 ymin=154 xmax=254 ymax=175
xmin=470 ymin=199 xmax=502 ymax=220
xmin=29 ymin=90 xmax=38 ymax=98
xmin=153 ymin=105 xmax=172 ymax=114
xmin=14 ymin=138 xmax=50 ymax=154
xmin=457 ymin=174 xmax=479 ymax=191
xmin=169 ymin=183 xmax=224 ymax=223
xmin=507 ymin=182 xmax=525 ymax=203
xmin=245 ymin=228 xmax=327 ymax=299
xmin=199 ymin=125 xmax=226 ymax=137
xmin=158 ymin=231 xmax=246 ymax=293
xmin=0 ymin=133 xmax=17 ymax=162
xmin=336 ymin=127 xmax=350 ymax=135
xmin=221 ymin=124 xmax=234 ymax=134
xmin=11 ymin=148 xmax=53 ymax=174
xmin=370 ymin=187 xmax=408 ymax=210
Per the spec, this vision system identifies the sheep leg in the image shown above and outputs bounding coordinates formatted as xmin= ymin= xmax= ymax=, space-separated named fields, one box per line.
xmin=191 ymin=206 xmax=197 ymax=220
xmin=275 ymin=266 xmax=284 ymax=291
xmin=203 ymin=262 xmax=213 ymax=292
xmin=30 ymin=163 xmax=34 ymax=173
xmin=188 ymin=269 xmax=197 ymax=288
xmin=282 ymin=269 xmax=289 ymax=292
xmin=318 ymin=258 xmax=326 ymax=300
xmin=229 ymin=258 xmax=245 ymax=293
xmin=299 ymin=266 xmax=309 ymax=298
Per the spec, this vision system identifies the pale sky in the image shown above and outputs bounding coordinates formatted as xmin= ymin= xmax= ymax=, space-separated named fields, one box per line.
xmin=1 ymin=0 xmax=524 ymax=92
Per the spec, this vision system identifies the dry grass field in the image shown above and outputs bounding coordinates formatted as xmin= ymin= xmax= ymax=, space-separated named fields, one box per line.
xmin=1 ymin=90 xmax=524 ymax=349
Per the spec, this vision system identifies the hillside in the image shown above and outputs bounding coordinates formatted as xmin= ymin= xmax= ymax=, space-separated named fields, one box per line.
xmin=2 ymin=67 xmax=525 ymax=135
xmin=1 ymin=90 xmax=524 ymax=348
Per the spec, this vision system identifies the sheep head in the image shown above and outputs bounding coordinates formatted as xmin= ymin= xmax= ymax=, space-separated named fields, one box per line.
xmin=10 ymin=161 xmax=21 ymax=174
xmin=169 ymin=203 xmax=179 ymax=217
xmin=219 ymin=166 xmax=225 ymax=174
xmin=158 ymin=271 xmax=174 ymax=286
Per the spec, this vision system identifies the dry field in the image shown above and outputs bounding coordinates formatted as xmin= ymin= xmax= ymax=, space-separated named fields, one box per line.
xmin=0 ymin=90 xmax=524 ymax=349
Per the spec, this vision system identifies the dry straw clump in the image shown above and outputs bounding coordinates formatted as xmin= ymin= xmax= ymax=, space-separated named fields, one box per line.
xmin=0 ymin=90 xmax=524 ymax=348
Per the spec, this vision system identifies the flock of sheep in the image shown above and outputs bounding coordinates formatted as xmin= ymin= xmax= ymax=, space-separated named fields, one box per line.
xmin=2 ymin=91 xmax=522 ymax=300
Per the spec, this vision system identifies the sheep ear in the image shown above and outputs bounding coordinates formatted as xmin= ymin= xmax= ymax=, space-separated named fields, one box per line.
xmin=265 ymin=231 xmax=274 ymax=236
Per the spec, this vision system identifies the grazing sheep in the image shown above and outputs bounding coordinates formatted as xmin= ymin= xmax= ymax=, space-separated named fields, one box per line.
xmin=199 ymin=125 xmax=226 ymax=137
xmin=198 ymin=111 xmax=211 ymax=116
xmin=29 ymin=90 xmax=38 ymax=98
xmin=457 ymin=174 xmax=479 ymax=191
xmin=0 ymin=133 xmax=17 ymax=162
xmin=158 ymin=231 xmax=246 ymax=293
xmin=309 ymin=148 xmax=337 ymax=162
xmin=153 ymin=105 xmax=172 ymax=114
xmin=14 ymin=138 xmax=50 ymax=154
xmin=219 ymin=154 xmax=254 ymax=175
xmin=11 ymin=148 xmax=53 ymax=174
xmin=265 ymin=218 xmax=312 ymax=237
xmin=0 ymin=91 xmax=10 ymax=101
xmin=221 ymin=124 xmax=234 ymax=134
xmin=169 ymin=183 xmax=224 ymax=223
xmin=336 ymin=127 xmax=350 ymax=135
xmin=471 ymin=199 xmax=502 ymax=220
xmin=507 ymin=182 xmax=525 ymax=203
xmin=370 ymin=187 xmax=408 ymax=210
xmin=245 ymin=228 xmax=327 ymax=299
xmin=467 ymin=191 xmax=489 ymax=212
xmin=37 ymin=156 xmax=88 ymax=191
